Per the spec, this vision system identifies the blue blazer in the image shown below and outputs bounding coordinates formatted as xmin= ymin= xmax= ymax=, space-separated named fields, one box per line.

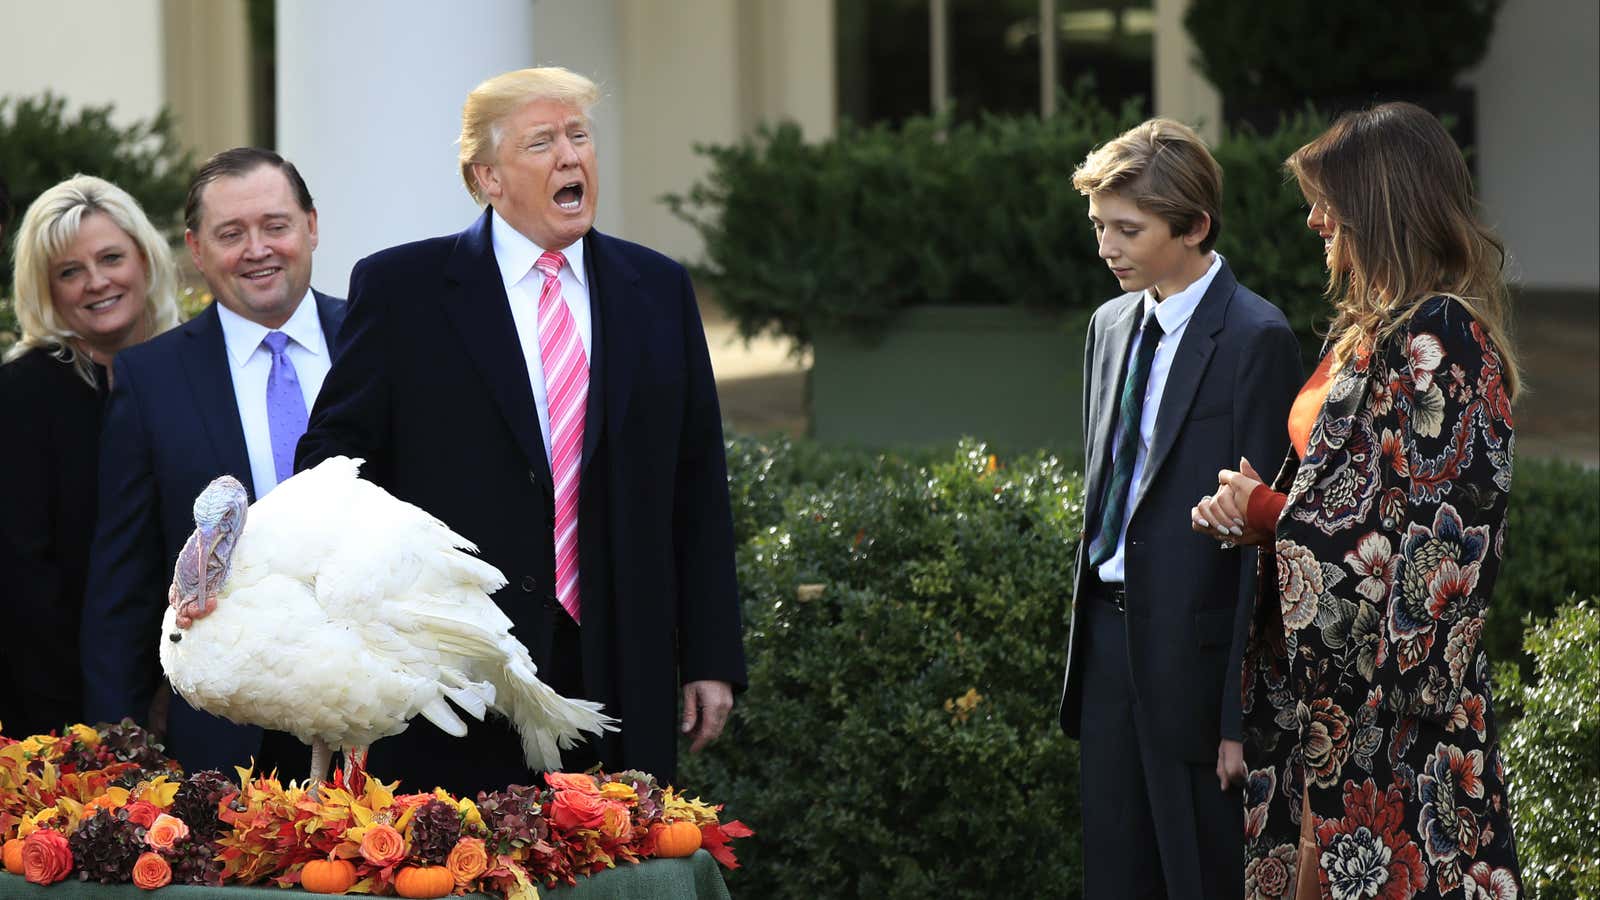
xmin=81 ymin=292 xmax=346 ymax=771
xmin=296 ymin=211 xmax=745 ymax=792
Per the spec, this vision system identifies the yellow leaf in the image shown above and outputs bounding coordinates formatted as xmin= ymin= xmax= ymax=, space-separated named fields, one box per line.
xmin=69 ymin=724 xmax=100 ymax=746
xmin=136 ymin=776 xmax=181 ymax=808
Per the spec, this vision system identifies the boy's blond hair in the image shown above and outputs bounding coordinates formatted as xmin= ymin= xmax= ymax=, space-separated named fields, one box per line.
xmin=1072 ymin=118 xmax=1223 ymax=253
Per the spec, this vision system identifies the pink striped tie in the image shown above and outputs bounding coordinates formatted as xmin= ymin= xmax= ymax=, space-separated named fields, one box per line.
xmin=534 ymin=251 xmax=587 ymax=624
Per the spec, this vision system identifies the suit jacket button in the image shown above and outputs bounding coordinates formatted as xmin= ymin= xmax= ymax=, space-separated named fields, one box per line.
xmin=521 ymin=575 xmax=537 ymax=593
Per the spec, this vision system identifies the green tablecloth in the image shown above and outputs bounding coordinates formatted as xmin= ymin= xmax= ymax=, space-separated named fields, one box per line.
xmin=0 ymin=851 xmax=729 ymax=899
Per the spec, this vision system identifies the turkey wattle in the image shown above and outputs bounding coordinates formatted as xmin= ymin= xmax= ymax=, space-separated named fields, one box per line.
xmin=159 ymin=456 xmax=617 ymax=786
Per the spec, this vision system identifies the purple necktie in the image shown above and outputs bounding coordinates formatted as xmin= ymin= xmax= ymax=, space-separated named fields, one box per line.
xmin=262 ymin=331 xmax=307 ymax=486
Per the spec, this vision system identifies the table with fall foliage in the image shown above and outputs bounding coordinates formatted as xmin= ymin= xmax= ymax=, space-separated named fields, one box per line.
xmin=0 ymin=849 xmax=730 ymax=898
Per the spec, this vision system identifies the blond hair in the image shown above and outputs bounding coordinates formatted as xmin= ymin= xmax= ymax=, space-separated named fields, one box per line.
xmin=1287 ymin=102 xmax=1521 ymax=399
xmin=1072 ymin=118 xmax=1224 ymax=253
xmin=457 ymin=67 xmax=601 ymax=204
xmin=6 ymin=175 xmax=181 ymax=385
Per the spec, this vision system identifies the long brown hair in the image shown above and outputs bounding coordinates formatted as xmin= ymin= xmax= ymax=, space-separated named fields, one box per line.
xmin=1287 ymin=102 xmax=1521 ymax=399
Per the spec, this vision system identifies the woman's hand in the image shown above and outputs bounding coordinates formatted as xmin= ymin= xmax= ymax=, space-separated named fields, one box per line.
xmin=1190 ymin=457 xmax=1273 ymax=547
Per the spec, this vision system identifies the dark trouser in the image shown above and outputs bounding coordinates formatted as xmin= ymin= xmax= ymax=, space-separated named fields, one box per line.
xmin=1076 ymin=578 xmax=1243 ymax=900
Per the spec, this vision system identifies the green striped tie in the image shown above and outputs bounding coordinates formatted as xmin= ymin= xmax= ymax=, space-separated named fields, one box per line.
xmin=1087 ymin=307 xmax=1164 ymax=567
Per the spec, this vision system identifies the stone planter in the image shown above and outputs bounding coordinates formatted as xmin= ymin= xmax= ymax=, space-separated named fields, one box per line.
xmin=809 ymin=306 xmax=1085 ymax=455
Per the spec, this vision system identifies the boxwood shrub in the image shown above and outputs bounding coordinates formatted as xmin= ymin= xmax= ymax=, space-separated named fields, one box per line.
xmin=1498 ymin=601 xmax=1600 ymax=900
xmin=688 ymin=436 xmax=1085 ymax=898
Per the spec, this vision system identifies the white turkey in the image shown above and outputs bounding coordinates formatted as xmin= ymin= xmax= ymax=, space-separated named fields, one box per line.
xmin=158 ymin=456 xmax=617 ymax=787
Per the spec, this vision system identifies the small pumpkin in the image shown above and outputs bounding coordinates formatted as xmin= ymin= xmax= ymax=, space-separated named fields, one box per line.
xmin=2 ymin=838 xmax=25 ymax=875
xmin=651 ymin=820 xmax=703 ymax=858
xmin=300 ymin=858 xmax=357 ymax=894
xmin=394 ymin=864 xmax=455 ymax=898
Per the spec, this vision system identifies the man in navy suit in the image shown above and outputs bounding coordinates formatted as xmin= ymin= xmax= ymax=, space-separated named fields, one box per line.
xmin=82 ymin=148 xmax=345 ymax=775
xmin=295 ymin=67 xmax=746 ymax=795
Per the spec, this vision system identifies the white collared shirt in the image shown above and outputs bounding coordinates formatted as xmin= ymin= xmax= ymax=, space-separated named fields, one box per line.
xmin=490 ymin=208 xmax=593 ymax=463
xmin=215 ymin=290 xmax=332 ymax=497
xmin=1097 ymin=251 xmax=1224 ymax=584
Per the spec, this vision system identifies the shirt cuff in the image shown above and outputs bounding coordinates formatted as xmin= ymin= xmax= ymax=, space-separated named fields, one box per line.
xmin=1247 ymin=484 xmax=1288 ymax=534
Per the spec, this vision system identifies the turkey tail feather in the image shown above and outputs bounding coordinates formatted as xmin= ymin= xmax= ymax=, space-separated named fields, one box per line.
xmin=497 ymin=652 xmax=618 ymax=771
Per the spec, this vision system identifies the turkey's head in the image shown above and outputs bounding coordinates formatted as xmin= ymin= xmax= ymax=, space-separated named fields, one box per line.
xmin=171 ymin=475 xmax=249 ymax=629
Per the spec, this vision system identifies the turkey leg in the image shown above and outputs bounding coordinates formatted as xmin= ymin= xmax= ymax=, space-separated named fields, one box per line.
xmin=308 ymin=738 xmax=332 ymax=796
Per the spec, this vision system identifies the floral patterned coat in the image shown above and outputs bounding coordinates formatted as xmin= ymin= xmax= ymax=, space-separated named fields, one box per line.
xmin=1241 ymin=297 xmax=1522 ymax=900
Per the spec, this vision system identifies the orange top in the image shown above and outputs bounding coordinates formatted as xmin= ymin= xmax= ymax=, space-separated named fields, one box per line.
xmin=1247 ymin=353 xmax=1339 ymax=531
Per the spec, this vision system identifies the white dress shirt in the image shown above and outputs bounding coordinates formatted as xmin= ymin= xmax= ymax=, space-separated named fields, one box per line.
xmin=491 ymin=208 xmax=593 ymax=464
xmin=215 ymin=290 xmax=333 ymax=496
xmin=1097 ymin=251 xmax=1224 ymax=584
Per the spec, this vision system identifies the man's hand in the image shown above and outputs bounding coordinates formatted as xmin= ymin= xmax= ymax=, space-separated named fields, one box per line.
xmin=681 ymin=680 xmax=734 ymax=753
xmin=1216 ymin=738 xmax=1245 ymax=791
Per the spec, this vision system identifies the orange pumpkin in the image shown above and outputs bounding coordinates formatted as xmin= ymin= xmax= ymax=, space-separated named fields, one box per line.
xmin=2 ymin=838 xmax=24 ymax=875
xmin=300 ymin=858 xmax=357 ymax=894
xmin=394 ymin=865 xmax=455 ymax=898
xmin=651 ymin=820 xmax=703 ymax=858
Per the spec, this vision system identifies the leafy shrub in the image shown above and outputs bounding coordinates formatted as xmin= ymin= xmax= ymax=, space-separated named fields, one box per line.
xmin=666 ymin=91 xmax=1138 ymax=349
xmin=1184 ymin=1 xmax=1501 ymax=109
xmin=1497 ymin=601 xmax=1600 ymax=900
xmin=683 ymin=436 xmax=1085 ymax=898
xmin=668 ymin=95 xmax=1333 ymax=357
xmin=0 ymin=93 xmax=195 ymax=297
xmin=1492 ymin=459 xmax=1600 ymax=674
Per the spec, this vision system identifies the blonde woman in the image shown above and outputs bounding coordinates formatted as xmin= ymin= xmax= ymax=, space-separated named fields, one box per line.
xmin=1192 ymin=103 xmax=1522 ymax=899
xmin=0 ymin=175 xmax=180 ymax=737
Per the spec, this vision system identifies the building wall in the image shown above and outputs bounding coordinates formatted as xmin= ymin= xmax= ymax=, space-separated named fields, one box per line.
xmin=0 ymin=0 xmax=166 ymax=126
xmin=1470 ymin=0 xmax=1599 ymax=291
xmin=162 ymin=0 xmax=254 ymax=159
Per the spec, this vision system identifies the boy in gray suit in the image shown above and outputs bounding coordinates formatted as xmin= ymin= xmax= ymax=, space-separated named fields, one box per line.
xmin=1058 ymin=119 xmax=1300 ymax=899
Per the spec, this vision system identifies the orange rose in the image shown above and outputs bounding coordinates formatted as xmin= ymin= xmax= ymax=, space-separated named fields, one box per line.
xmin=132 ymin=852 xmax=172 ymax=890
xmin=122 ymin=800 xmax=161 ymax=829
xmin=599 ymin=802 xmax=631 ymax=841
xmin=549 ymin=789 xmax=608 ymax=831
xmin=146 ymin=813 xmax=190 ymax=852
xmin=544 ymin=772 xmax=600 ymax=795
xmin=445 ymin=837 xmax=488 ymax=884
xmin=359 ymin=823 xmax=408 ymax=867
xmin=21 ymin=829 xmax=72 ymax=885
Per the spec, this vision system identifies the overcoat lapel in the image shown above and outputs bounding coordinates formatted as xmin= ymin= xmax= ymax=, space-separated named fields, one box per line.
xmin=1128 ymin=262 xmax=1234 ymax=512
xmin=177 ymin=304 xmax=256 ymax=499
xmin=589 ymin=231 xmax=643 ymax=461
xmin=440 ymin=210 xmax=554 ymax=498
xmin=1082 ymin=295 xmax=1143 ymax=525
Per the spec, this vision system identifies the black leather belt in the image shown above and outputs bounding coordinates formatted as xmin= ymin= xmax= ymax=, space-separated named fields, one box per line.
xmin=1082 ymin=573 xmax=1127 ymax=613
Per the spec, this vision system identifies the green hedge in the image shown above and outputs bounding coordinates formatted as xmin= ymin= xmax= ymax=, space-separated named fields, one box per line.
xmin=682 ymin=439 xmax=1595 ymax=898
xmin=667 ymin=97 xmax=1331 ymax=357
xmin=1492 ymin=459 xmax=1600 ymax=674
xmin=1497 ymin=601 xmax=1600 ymax=900
xmin=686 ymin=437 xmax=1084 ymax=898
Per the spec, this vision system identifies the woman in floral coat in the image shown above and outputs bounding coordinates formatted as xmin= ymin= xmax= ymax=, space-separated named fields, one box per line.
xmin=1192 ymin=102 xmax=1522 ymax=899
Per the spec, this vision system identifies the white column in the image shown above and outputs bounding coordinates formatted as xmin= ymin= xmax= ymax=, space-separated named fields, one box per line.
xmin=1152 ymin=0 xmax=1221 ymax=143
xmin=276 ymin=0 xmax=536 ymax=298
